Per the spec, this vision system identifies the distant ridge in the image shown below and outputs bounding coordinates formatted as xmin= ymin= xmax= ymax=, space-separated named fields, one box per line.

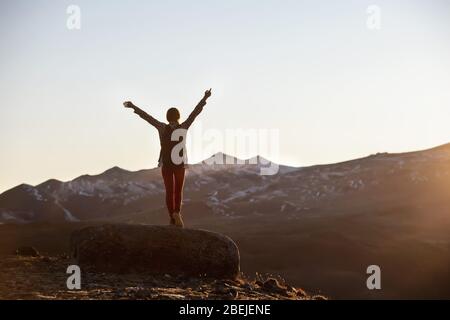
xmin=0 ymin=142 xmax=449 ymax=223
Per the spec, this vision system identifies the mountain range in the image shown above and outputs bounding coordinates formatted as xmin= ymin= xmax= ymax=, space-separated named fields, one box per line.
xmin=1 ymin=144 xmax=449 ymax=224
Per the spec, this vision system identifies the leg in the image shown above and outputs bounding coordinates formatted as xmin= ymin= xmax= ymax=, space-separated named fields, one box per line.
xmin=171 ymin=166 xmax=186 ymax=228
xmin=161 ymin=167 xmax=175 ymax=216
xmin=173 ymin=166 xmax=186 ymax=213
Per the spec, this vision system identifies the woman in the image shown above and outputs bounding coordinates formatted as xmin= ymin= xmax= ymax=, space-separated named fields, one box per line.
xmin=123 ymin=89 xmax=212 ymax=227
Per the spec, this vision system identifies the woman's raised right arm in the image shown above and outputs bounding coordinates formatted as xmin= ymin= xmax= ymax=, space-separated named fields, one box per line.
xmin=123 ymin=101 xmax=164 ymax=129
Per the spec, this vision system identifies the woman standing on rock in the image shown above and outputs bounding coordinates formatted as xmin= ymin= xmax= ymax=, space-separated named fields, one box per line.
xmin=123 ymin=89 xmax=212 ymax=228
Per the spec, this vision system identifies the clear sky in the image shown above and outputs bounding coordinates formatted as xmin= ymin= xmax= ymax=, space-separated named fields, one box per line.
xmin=1 ymin=0 xmax=449 ymax=192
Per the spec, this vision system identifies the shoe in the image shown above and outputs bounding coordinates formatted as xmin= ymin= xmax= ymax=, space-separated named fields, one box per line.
xmin=169 ymin=215 xmax=176 ymax=226
xmin=172 ymin=212 xmax=184 ymax=228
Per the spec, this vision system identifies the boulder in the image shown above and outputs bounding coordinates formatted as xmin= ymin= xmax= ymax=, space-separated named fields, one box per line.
xmin=70 ymin=224 xmax=240 ymax=279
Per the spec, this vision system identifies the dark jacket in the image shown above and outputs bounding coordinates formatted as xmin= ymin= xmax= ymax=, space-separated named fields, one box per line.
xmin=133 ymin=98 xmax=207 ymax=167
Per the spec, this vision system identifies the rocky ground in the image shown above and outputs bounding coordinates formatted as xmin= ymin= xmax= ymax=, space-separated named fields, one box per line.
xmin=0 ymin=255 xmax=324 ymax=300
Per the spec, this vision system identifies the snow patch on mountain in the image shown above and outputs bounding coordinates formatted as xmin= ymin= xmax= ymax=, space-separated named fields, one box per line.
xmin=2 ymin=212 xmax=28 ymax=223
xmin=24 ymin=186 xmax=44 ymax=201
xmin=62 ymin=207 xmax=79 ymax=222
xmin=54 ymin=200 xmax=79 ymax=222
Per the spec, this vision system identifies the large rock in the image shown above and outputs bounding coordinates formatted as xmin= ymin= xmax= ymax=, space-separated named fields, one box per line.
xmin=70 ymin=224 xmax=240 ymax=279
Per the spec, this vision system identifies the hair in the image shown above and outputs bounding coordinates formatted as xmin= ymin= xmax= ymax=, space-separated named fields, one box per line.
xmin=166 ymin=107 xmax=180 ymax=122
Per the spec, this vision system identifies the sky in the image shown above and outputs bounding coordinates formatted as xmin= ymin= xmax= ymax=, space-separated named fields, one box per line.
xmin=1 ymin=0 xmax=450 ymax=192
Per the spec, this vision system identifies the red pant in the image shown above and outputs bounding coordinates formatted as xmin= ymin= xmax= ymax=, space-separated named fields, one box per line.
xmin=161 ymin=166 xmax=186 ymax=215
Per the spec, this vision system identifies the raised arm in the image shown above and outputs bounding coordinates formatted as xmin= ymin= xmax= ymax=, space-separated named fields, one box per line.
xmin=181 ymin=89 xmax=212 ymax=129
xmin=123 ymin=101 xmax=164 ymax=129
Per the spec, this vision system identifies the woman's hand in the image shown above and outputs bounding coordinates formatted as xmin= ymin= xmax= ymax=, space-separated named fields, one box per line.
xmin=123 ymin=101 xmax=136 ymax=109
xmin=204 ymin=88 xmax=212 ymax=99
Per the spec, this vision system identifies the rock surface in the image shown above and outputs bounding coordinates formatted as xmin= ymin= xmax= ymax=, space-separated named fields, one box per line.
xmin=70 ymin=224 xmax=240 ymax=279
xmin=0 ymin=255 xmax=323 ymax=300
xmin=16 ymin=246 xmax=40 ymax=257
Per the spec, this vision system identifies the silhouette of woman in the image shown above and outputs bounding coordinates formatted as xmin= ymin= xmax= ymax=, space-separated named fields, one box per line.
xmin=123 ymin=89 xmax=212 ymax=227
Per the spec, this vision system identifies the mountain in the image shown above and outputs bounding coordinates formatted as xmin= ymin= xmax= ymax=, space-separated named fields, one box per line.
xmin=1 ymin=144 xmax=449 ymax=224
